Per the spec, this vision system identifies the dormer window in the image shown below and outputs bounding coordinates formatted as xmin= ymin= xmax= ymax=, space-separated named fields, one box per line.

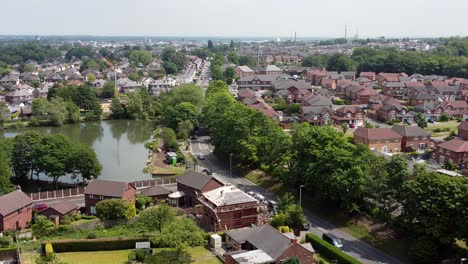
xmin=347 ymin=113 xmax=351 ymax=118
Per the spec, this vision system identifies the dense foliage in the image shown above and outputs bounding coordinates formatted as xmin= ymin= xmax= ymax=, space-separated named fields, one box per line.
xmin=48 ymin=85 xmax=102 ymax=121
xmin=161 ymin=47 xmax=187 ymax=73
xmin=96 ymin=199 xmax=136 ymax=220
xmin=0 ymin=43 xmax=61 ymax=64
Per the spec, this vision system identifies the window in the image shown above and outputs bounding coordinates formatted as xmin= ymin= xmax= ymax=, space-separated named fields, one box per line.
xmin=422 ymin=136 xmax=427 ymax=140
xmin=385 ymin=138 xmax=390 ymax=143
xmin=439 ymin=148 xmax=444 ymax=153
xmin=409 ymin=144 xmax=414 ymax=149
xmin=90 ymin=206 xmax=97 ymax=215
xmin=347 ymin=113 xmax=351 ymax=118
xmin=377 ymin=138 xmax=381 ymax=143
xmin=394 ymin=145 xmax=399 ymax=149
xmin=413 ymin=136 xmax=419 ymax=140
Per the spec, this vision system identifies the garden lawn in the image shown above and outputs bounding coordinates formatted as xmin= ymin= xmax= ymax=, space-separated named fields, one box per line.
xmin=154 ymin=246 xmax=221 ymax=264
xmin=57 ymin=249 xmax=132 ymax=264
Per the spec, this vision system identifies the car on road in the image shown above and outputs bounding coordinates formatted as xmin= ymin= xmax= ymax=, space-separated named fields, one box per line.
xmin=247 ymin=191 xmax=255 ymax=197
xmin=322 ymin=233 xmax=343 ymax=249
xmin=202 ymin=168 xmax=213 ymax=175
xmin=302 ymin=223 xmax=310 ymax=231
xmin=34 ymin=203 xmax=48 ymax=211
xmin=267 ymin=200 xmax=277 ymax=213
xmin=197 ymin=154 xmax=205 ymax=160
xmin=254 ymin=193 xmax=266 ymax=202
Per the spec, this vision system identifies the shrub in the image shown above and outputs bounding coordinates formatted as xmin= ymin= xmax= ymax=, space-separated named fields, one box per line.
xmin=439 ymin=113 xmax=449 ymax=122
xmin=86 ymin=232 xmax=97 ymax=239
xmin=305 ymin=233 xmax=362 ymax=264
xmin=135 ymin=248 xmax=147 ymax=262
xmin=96 ymin=199 xmax=136 ymax=220
xmin=408 ymin=236 xmax=439 ymax=263
xmin=136 ymin=194 xmax=153 ymax=210
xmin=0 ymin=235 xmax=13 ymax=247
xmin=42 ymin=237 xmax=150 ymax=253
xmin=80 ymin=215 xmax=96 ymax=220
xmin=151 ymin=217 xmax=206 ymax=248
xmin=45 ymin=243 xmax=54 ymax=256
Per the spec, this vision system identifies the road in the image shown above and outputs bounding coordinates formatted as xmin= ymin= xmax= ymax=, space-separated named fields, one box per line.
xmin=191 ymin=136 xmax=402 ymax=264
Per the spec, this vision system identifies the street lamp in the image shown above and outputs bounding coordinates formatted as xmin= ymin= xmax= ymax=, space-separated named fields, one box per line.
xmin=230 ymin=153 xmax=234 ymax=178
xmin=461 ymin=258 xmax=467 ymax=264
xmin=299 ymin=185 xmax=305 ymax=207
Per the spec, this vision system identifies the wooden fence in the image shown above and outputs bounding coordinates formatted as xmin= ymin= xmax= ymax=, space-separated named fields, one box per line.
xmin=27 ymin=178 xmax=177 ymax=201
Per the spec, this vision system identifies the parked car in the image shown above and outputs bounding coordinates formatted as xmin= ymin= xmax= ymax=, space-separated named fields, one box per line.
xmin=247 ymin=191 xmax=255 ymax=197
xmin=428 ymin=119 xmax=435 ymax=123
xmin=349 ymin=123 xmax=355 ymax=128
xmin=267 ymin=200 xmax=277 ymax=213
xmin=254 ymin=193 xmax=266 ymax=202
xmin=197 ymin=154 xmax=205 ymax=160
xmin=34 ymin=203 xmax=49 ymax=211
xmin=202 ymin=168 xmax=212 ymax=175
xmin=302 ymin=223 xmax=310 ymax=231
xmin=322 ymin=233 xmax=343 ymax=249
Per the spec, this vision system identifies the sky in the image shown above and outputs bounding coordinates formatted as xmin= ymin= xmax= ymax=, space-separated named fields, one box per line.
xmin=1 ymin=0 xmax=467 ymax=38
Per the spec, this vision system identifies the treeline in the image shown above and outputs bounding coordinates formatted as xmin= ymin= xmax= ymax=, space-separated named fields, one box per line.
xmin=302 ymin=40 xmax=468 ymax=77
xmin=47 ymin=85 xmax=102 ymax=121
xmin=0 ymin=42 xmax=62 ymax=65
xmin=0 ymin=131 xmax=101 ymax=191
xmin=161 ymin=47 xmax=187 ymax=74
xmin=203 ymin=80 xmax=468 ymax=262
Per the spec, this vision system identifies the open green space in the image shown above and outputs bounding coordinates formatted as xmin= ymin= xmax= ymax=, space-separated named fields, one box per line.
xmin=154 ymin=247 xmax=222 ymax=264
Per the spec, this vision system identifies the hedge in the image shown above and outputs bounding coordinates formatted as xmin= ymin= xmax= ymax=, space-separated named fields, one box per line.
xmin=41 ymin=237 xmax=152 ymax=253
xmin=305 ymin=233 xmax=362 ymax=264
xmin=0 ymin=247 xmax=17 ymax=253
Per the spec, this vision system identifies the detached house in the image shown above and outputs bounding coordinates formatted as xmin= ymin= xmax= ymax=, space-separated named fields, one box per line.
xmin=0 ymin=190 xmax=33 ymax=232
xmin=354 ymin=128 xmax=402 ymax=153
xmin=332 ymin=105 xmax=366 ymax=127
xmin=84 ymin=180 xmax=136 ymax=215
xmin=377 ymin=104 xmax=413 ymax=123
xmin=432 ymin=121 xmax=468 ymax=169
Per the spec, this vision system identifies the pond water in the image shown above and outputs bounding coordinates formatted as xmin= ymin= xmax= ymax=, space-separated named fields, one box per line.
xmin=1 ymin=120 xmax=155 ymax=183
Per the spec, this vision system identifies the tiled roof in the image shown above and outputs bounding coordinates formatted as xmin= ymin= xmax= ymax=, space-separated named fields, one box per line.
xmin=438 ymin=138 xmax=468 ymax=153
xmin=84 ymin=180 xmax=135 ymax=197
xmin=177 ymin=170 xmax=223 ymax=191
xmin=392 ymin=125 xmax=430 ymax=137
xmin=0 ymin=191 xmax=32 ymax=216
xmin=354 ymin=128 xmax=402 ymax=140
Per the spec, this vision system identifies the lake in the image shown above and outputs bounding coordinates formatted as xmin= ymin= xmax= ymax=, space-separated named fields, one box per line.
xmin=1 ymin=120 xmax=155 ymax=183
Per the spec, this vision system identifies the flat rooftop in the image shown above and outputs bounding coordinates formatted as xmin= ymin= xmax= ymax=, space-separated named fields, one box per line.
xmin=203 ymin=186 xmax=257 ymax=206
xmin=230 ymin=249 xmax=274 ymax=264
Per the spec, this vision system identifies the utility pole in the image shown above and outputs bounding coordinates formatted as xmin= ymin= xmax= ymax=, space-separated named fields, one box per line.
xmin=294 ymin=32 xmax=297 ymax=42
xmin=345 ymin=24 xmax=347 ymax=41
xmin=299 ymin=185 xmax=304 ymax=207
xmin=229 ymin=153 xmax=234 ymax=178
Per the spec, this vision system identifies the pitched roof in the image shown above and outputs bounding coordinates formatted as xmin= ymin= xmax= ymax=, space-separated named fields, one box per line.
xmin=392 ymin=125 xmax=430 ymax=137
xmin=177 ymin=170 xmax=223 ymax=191
xmin=412 ymin=92 xmax=436 ymax=100
xmin=202 ymin=186 xmax=257 ymax=206
xmin=237 ymin=66 xmax=254 ymax=73
xmin=140 ymin=185 xmax=171 ymax=197
xmin=354 ymin=128 xmax=402 ymax=140
xmin=84 ymin=180 xmax=135 ymax=197
xmin=335 ymin=105 xmax=363 ymax=114
xmin=271 ymin=79 xmax=311 ymax=90
xmin=225 ymin=224 xmax=313 ymax=260
xmin=438 ymin=138 xmax=468 ymax=153
xmin=44 ymin=201 xmax=77 ymax=215
xmin=458 ymin=121 xmax=468 ymax=131
xmin=0 ymin=191 xmax=32 ymax=216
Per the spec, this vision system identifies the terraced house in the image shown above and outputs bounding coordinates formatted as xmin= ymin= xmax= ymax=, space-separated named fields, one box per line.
xmin=354 ymin=128 xmax=402 ymax=153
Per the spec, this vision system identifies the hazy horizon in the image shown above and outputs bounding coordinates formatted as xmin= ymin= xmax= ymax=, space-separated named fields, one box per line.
xmin=1 ymin=0 xmax=467 ymax=38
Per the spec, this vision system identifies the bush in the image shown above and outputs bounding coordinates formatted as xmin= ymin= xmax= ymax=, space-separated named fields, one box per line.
xmin=408 ymin=236 xmax=439 ymax=263
xmin=45 ymin=243 xmax=54 ymax=256
xmin=305 ymin=233 xmax=362 ymax=264
xmin=439 ymin=113 xmax=449 ymax=122
xmin=86 ymin=232 xmax=97 ymax=239
xmin=0 ymin=235 xmax=13 ymax=247
xmin=96 ymin=199 xmax=136 ymax=220
xmin=80 ymin=215 xmax=96 ymax=220
xmin=41 ymin=237 xmax=150 ymax=253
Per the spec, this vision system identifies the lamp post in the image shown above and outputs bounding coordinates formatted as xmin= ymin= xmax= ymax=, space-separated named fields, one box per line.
xmin=461 ymin=258 xmax=467 ymax=264
xmin=230 ymin=153 xmax=234 ymax=178
xmin=299 ymin=185 xmax=304 ymax=207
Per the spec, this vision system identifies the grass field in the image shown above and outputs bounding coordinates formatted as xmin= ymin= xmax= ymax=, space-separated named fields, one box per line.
xmin=154 ymin=247 xmax=222 ymax=264
xmin=57 ymin=249 xmax=132 ymax=264
xmin=244 ymin=170 xmax=410 ymax=263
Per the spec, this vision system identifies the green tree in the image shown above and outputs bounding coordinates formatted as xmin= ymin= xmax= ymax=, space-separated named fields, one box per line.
xmin=128 ymin=50 xmax=153 ymax=66
xmin=327 ymin=53 xmax=356 ymax=72
xmin=223 ymin=66 xmax=236 ymax=84
xmin=110 ymin=98 xmax=126 ymax=119
xmin=136 ymin=203 xmax=176 ymax=232
xmin=177 ymin=120 xmax=194 ymax=140
xmin=160 ymin=84 xmax=203 ymax=108
xmin=211 ymin=65 xmax=223 ymax=81
xmin=416 ymin=113 xmax=427 ymax=128
xmin=171 ymin=102 xmax=199 ymax=129
xmin=0 ymin=151 xmax=13 ymax=195
xmin=36 ymin=134 xmax=74 ymax=188
xmin=96 ymin=199 xmax=136 ymax=220
xmin=128 ymin=72 xmax=140 ymax=81
xmin=100 ymin=81 xmax=115 ymax=99
xmin=161 ymin=128 xmax=178 ymax=151
xmin=277 ymin=192 xmax=295 ymax=213
xmin=48 ymin=98 xmax=67 ymax=126
xmin=162 ymin=61 xmax=178 ymax=74
xmin=443 ymin=160 xmax=457 ymax=170
xmin=12 ymin=131 xmax=43 ymax=181
xmin=151 ymin=217 xmax=205 ymax=248
xmin=24 ymin=63 xmax=36 ymax=72
xmin=87 ymin=73 xmax=96 ymax=82
xmin=72 ymin=143 xmax=102 ymax=181
xmin=239 ymin=55 xmax=256 ymax=68
xmin=439 ymin=113 xmax=449 ymax=122
xmin=227 ymin=51 xmax=239 ymax=65
xmin=126 ymin=92 xmax=144 ymax=119
xmin=65 ymin=100 xmax=81 ymax=123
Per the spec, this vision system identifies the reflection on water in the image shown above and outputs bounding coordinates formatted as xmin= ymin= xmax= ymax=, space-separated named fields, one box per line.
xmin=1 ymin=120 xmax=154 ymax=182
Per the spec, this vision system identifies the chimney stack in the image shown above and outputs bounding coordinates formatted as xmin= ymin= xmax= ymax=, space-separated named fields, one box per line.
xmin=290 ymin=238 xmax=298 ymax=244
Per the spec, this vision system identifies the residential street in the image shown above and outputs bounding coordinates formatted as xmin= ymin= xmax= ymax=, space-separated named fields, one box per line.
xmin=191 ymin=136 xmax=402 ymax=264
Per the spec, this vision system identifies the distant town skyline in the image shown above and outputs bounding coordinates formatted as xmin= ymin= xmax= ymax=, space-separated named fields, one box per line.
xmin=1 ymin=0 xmax=467 ymax=38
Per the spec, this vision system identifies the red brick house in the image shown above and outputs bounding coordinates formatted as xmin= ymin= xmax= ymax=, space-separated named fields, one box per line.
xmin=84 ymin=180 xmax=136 ymax=215
xmin=458 ymin=121 xmax=468 ymax=140
xmin=39 ymin=201 xmax=77 ymax=222
xmin=224 ymin=224 xmax=314 ymax=264
xmin=235 ymin=66 xmax=255 ymax=78
xmin=354 ymin=128 xmax=402 ymax=153
xmin=305 ymin=69 xmax=328 ymax=86
xmin=377 ymin=104 xmax=414 ymax=123
xmin=431 ymin=138 xmax=468 ymax=168
xmin=410 ymin=92 xmax=437 ymax=106
xmin=321 ymin=78 xmax=337 ymax=90
xmin=332 ymin=105 xmax=366 ymax=127
xmin=176 ymin=170 xmax=224 ymax=206
xmin=391 ymin=125 xmax=433 ymax=152
xmin=359 ymin=72 xmax=376 ymax=81
xmin=140 ymin=185 xmax=171 ymax=202
xmin=198 ymin=186 xmax=258 ymax=232
xmin=0 ymin=191 xmax=33 ymax=231
xmin=377 ymin=72 xmax=408 ymax=85
xmin=301 ymin=106 xmax=333 ymax=125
